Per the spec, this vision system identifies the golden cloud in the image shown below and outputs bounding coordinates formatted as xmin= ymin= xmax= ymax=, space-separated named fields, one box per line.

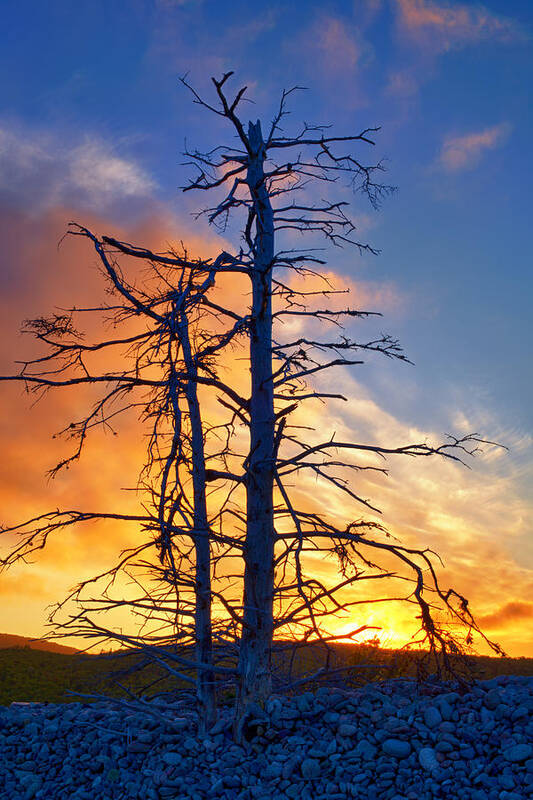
xmin=0 ymin=197 xmax=531 ymax=658
xmin=477 ymin=601 xmax=533 ymax=631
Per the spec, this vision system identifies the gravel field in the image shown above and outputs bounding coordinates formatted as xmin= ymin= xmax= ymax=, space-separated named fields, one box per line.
xmin=1 ymin=674 xmax=532 ymax=800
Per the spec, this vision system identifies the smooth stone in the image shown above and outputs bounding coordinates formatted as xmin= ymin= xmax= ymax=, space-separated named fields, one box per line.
xmin=129 ymin=741 xmax=151 ymax=753
xmin=436 ymin=700 xmax=453 ymax=721
xmin=337 ymin=723 xmax=357 ymax=737
xmin=498 ymin=774 xmax=516 ymax=790
xmin=162 ymin=751 xmax=182 ymax=766
xmin=282 ymin=755 xmax=300 ymax=780
xmin=209 ymin=718 xmax=228 ymax=735
xmin=381 ymin=739 xmax=411 ymax=758
xmin=503 ymin=743 xmax=532 ymax=763
xmin=354 ymin=739 xmax=377 ymax=759
xmin=223 ymin=774 xmax=241 ymax=788
xmin=423 ymin=706 xmax=442 ymax=729
xmin=418 ymin=747 xmax=439 ymax=772
xmin=483 ymin=689 xmax=501 ymax=710
xmin=301 ymin=758 xmax=321 ymax=780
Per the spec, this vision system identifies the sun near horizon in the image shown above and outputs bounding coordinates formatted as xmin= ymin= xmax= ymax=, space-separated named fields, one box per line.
xmin=1 ymin=0 xmax=532 ymax=662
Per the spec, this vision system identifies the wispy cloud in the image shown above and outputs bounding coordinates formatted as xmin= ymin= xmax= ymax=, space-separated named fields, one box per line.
xmin=438 ymin=122 xmax=512 ymax=171
xmin=314 ymin=16 xmax=361 ymax=71
xmin=385 ymin=2 xmax=525 ymax=109
xmin=287 ymin=14 xmax=373 ymax=106
xmin=68 ymin=140 xmax=155 ymax=204
xmin=0 ymin=124 xmax=155 ymax=213
xmin=385 ymin=68 xmax=420 ymax=98
xmin=395 ymin=0 xmax=526 ymax=52
xmin=156 ymin=0 xmax=203 ymax=7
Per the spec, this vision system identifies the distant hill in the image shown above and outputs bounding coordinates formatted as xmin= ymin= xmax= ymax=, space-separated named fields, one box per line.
xmin=0 ymin=633 xmax=79 ymax=655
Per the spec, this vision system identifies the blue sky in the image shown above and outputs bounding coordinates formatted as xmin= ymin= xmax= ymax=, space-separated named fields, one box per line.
xmin=2 ymin=0 xmax=530 ymax=427
xmin=0 ymin=0 xmax=532 ymax=653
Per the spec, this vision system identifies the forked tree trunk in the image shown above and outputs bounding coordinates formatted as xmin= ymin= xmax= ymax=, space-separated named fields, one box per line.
xmin=179 ymin=310 xmax=216 ymax=732
xmin=234 ymin=121 xmax=276 ymax=739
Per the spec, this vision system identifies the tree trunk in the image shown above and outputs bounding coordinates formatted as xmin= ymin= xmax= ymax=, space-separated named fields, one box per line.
xmin=234 ymin=121 xmax=276 ymax=739
xmin=179 ymin=310 xmax=216 ymax=732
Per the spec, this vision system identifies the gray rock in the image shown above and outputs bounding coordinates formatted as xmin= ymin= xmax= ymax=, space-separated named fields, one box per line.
xmin=503 ymin=743 xmax=532 ymax=763
xmin=498 ymin=773 xmax=516 ymax=790
xmin=381 ymin=739 xmax=411 ymax=759
xmin=281 ymin=706 xmax=300 ymax=720
xmin=511 ymin=704 xmax=529 ymax=721
xmin=295 ymin=694 xmax=312 ymax=713
xmin=436 ymin=699 xmax=453 ymax=721
xmin=3 ymin=674 xmax=533 ymax=800
xmin=337 ymin=722 xmax=357 ymax=737
xmin=423 ymin=706 xmax=442 ymax=729
xmin=282 ymin=755 xmax=300 ymax=780
xmin=483 ymin=688 xmax=501 ymax=710
xmin=418 ymin=747 xmax=439 ymax=772
xmin=183 ymin=736 xmax=199 ymax=752
xmin=129 ymin=741 xmax=151 ymax=753
xmin=209 ymin=718 xmax=228 ymax=735
xmin=435 ymin=740 xmax=454 ymax=753
xmin=223 ymin=774 xmax=241 ymax=788
xmin=301 ymin=757 xmax=321 ymax=780
xmin=440 ymin=692 xmax=460 ymax=705
xmin=354 ymin=739 xmax=377 ymax=759
xmin=158 ymin=787 xmax=181 ymax=798
xmin=162 ymin=751 xmax=182 ymax=766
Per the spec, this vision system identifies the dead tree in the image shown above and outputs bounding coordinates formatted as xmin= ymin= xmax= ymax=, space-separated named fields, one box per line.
xmin=0 ymin=236 xmax=248 ymax=731
xmin=0 ymin=73 xmax=505 ymax=740
xmin=176 ymin=73 xmax=504 ymax=736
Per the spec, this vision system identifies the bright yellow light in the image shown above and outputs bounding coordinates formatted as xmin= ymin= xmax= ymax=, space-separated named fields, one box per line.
xmin=328 ymin=614 xmax=403 ymax=650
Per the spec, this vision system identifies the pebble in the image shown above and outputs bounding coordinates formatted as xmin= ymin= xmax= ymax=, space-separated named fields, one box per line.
xmin=382 ymin=738 xmax=411 ymax=758
xmin=423 ymin=705 xmax=442 ymax=729
xmin=300 ymin=757 xmax=320 ymax=780
xmin=337 ymin=722 xmax=357 ymax=737
xmin=1 ymin=675 xmax=532 ymax=799
xmin=503 ymin=743 xmax=532 ymax=763
xmin=419 ymin=747 xmax=439 ymax=772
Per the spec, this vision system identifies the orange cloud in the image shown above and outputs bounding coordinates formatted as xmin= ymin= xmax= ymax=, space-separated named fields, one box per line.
xmin=278 ymin=361 xmax=533 ymax=655
xmin=0 ymin=201 xmax=237 ymax=635
xmin=395 ymin=0 xmax=525 ymax=51
xmin=1 ymin=192 xmax=531 ymax=658
xmin=477 ymin=601 xmax=533 ymax=631
xmin=438 ymin=123 xmax=511 ymax=171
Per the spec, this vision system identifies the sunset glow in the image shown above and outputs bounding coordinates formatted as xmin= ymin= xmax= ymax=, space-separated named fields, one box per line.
xmin=0 ymin=0 xmax=531 ymax=659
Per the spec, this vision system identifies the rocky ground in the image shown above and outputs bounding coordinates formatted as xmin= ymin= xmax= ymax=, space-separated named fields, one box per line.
xmin=1 ymin=674 xmax=532 ymax=800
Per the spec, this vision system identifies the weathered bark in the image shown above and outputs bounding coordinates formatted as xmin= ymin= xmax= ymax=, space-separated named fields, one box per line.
xmin=178 ymin=308 xmax=216 ymax=731
xmin=234 ymin=121 xmax=276 ymax=738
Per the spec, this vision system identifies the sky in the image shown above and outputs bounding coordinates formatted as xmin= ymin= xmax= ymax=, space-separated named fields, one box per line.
xmin=0 ymin=0 xmax=532 ymax=657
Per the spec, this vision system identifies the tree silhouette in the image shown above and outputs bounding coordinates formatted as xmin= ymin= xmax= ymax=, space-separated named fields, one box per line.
xmin=0 ymin=73 xmax=504 ymax=738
